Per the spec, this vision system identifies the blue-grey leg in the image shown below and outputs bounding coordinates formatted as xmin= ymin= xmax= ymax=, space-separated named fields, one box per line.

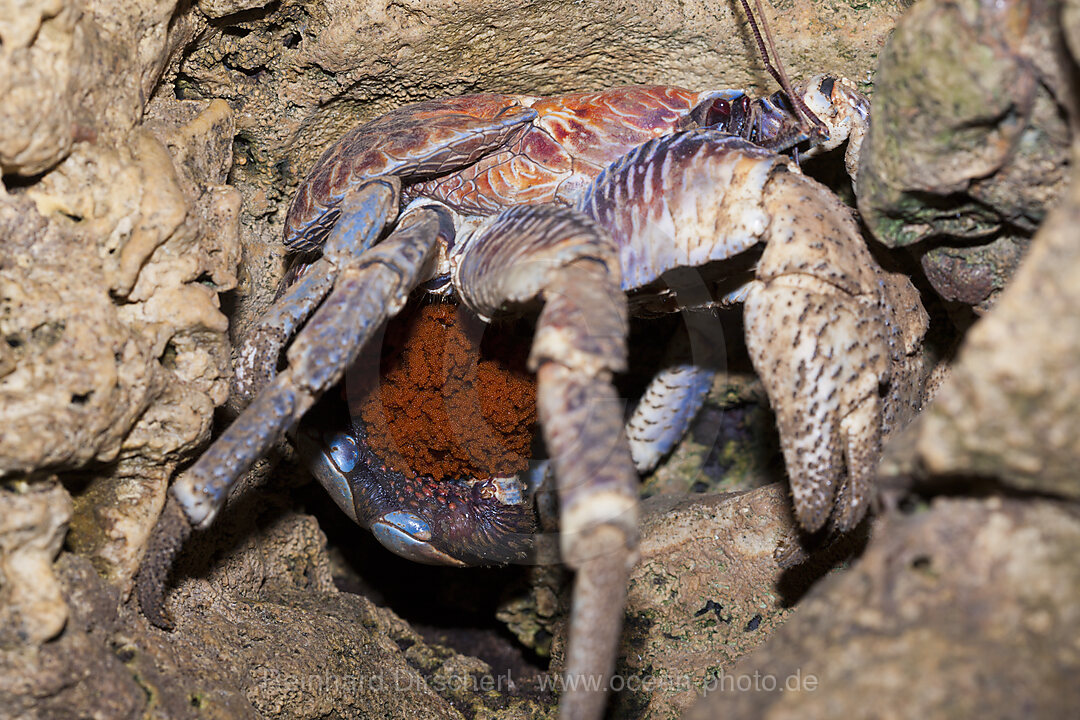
xmin=232 ymin=262 xmax=334 ymax=406
xmin=173 ymin=182 xmax=443 ymax=526
xmin=138 ymin=180 xmax=446 ymax=628
xmin=455 ymin=204 xmax=637 ymax=720
xmin=232 ymin=179 xmax=404 ymax=406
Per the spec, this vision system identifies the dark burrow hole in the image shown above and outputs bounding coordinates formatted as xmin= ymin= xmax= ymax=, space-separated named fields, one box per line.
xmin=160 ymin=340 xmax=178 ymax=369
xmin=208 ymin=0 xmax=281 ymax=29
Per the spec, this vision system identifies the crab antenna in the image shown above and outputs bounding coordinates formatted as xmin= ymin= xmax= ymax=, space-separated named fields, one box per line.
xmin=738 ymin=0 xmax=828 ymax=136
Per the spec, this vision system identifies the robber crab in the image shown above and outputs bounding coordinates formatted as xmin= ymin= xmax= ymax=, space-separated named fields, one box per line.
xmin=137 ymin=40 xmax=929 ymax=720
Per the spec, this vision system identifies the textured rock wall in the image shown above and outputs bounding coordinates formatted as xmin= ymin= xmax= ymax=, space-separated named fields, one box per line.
xmin=869 ymin=0 xmax=1080 ymax=504
xmin=907 ymin=141 xmax=1080 ymax=498
xmin=0 ymin=0 xmax=240 ymax=641
xmin=858 ymin=0 xmax=1073 ymax=311
xmin=686 ymin=496 xmax=1080 ymax=719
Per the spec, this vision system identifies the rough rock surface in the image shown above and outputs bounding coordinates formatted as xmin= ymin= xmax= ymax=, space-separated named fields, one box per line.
xmin=857 ymin=0 xmax=1073 ymax=311
xmin=685 ymin=497 xmax=1080 ymax=719
xmin=893 ymin=144 xmax=1080 ymax=499
xmin=0 ymin=509 xmax=550 ymax=719
xmin=4 ymin=103 xmax=239 ymax=475
xmin=0 ymin=483 xmax=72 ymax=648
xmin=610 ymin=486 xmax=845 ymax=718
xmin=0 ymin=0 xmax=206 ymax=176
xmin=0 ymin=0 xmax=239 ymax=641
xmin=0 ymin=0 xmax=88 ymax=175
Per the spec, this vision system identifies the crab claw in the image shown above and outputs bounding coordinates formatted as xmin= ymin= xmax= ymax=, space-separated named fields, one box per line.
xmin=744 ymin=168 xmax=927 ymax=532
xmin=297 ymin=408 xmax=537 ymax=567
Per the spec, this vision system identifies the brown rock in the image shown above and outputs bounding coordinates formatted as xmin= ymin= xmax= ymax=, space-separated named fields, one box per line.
xmin=0 ymin=482 xmax=71 ymax=647
xmin=613 ymin=487 xmax=804 ymax=717
xmin=686 ymin=497 xmax=1080 ymax=720
xmin=0 ymin=508 xmax=548 ymax=719
xmin=857 ymin=0 xmax=1072 ymax=311
xmin=905 ymin=147 xmax=1080 ymax=499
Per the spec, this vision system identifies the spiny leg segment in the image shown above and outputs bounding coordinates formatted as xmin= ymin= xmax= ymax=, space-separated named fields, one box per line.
xmin=456 ymin=205 xmax=638 ymax=720
xmin=138 ymin=179 xmax=448 ymax=626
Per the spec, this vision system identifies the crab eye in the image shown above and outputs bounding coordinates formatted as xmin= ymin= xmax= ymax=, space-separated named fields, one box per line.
xmin=689 ymin=97 xmax=735 ymax=130
xmin=702 ymin=99 xmax=731 ymax=127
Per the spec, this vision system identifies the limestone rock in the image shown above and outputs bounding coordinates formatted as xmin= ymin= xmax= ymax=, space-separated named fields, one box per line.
xmin=857 ymin=0 xmax=1072 ymax=311
xmin=901 ymin=147 xmax=1080 ymax=499
xmin=685 ymin=497 xmax=1080 ymax=719
xmin=1 ymin=0 xmax=239 ymax=592
xmin=0 ymin=482 xmax=71 ymax=647
xmin=612 ymin=487 xmax=807 ymax=717
xmin=0 ymin=508 xmax=548 ymax=719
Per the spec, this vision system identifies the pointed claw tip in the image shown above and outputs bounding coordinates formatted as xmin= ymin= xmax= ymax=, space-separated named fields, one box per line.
xmin=830 ymin=498 xmax=871 ymax=535
xmin=792 ymin=499 xmax=830 ymax=535
xmin=371 ymin=513 xmax=467 ymax=567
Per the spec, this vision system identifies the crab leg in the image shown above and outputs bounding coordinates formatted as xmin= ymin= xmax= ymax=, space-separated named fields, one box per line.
xmin=232 ymin=260 xmax=336 ymax=405
xmin=178 ymin=179 xmax=413 ymax=522
xmin=577 ymin=128 xmax=926 ymax=534
xmin=627 ymin=360 xmax=715 ymax=473
xmin=744 ymin=168 xmax=926 ymax=532
xmin=138 ymin=180 xmax=447 ymax=626
xmin=626 ymin=332 xmax=718 ymax=473
xmin=455 ymin=205 xmax=638 ymax=720
xmin=625 ymin=269 xmax=728 ymax=472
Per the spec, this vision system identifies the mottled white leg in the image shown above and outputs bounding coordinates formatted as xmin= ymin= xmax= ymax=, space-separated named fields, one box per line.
xmin=626 ymin=348 xmax=715 ymax=473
